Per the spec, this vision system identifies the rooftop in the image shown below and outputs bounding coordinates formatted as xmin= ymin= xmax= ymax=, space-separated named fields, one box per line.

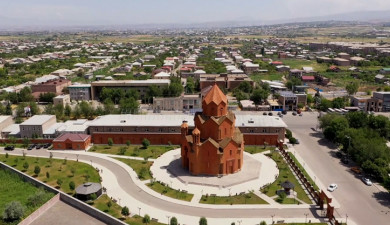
xmin=20 ymin=115 xmax=55 ymax=126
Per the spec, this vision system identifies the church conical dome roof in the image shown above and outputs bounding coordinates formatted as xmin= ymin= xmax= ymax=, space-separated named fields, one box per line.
xmin=203 ymin=84 xmax=227 ymax=105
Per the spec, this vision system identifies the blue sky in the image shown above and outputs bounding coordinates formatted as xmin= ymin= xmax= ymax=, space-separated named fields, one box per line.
xmin=2 ymin=0 xmax=390 ymax=26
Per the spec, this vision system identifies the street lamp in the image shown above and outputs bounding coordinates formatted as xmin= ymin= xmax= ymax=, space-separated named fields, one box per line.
xmin=90 ymin=160 xmax=92 ymax=166
xmin=118 ymin=198 xmax=121 ymax=205
xmin=304 ymin=213 xmax=309 ymax=223
xmin=138 ymin=207 xmax=141 ymax=216
xmin=76 ymin=154 xmax=79 ymax=162
xmin=167 ymin=215 xmax=170 ymax=225
xmin=237 ymin=219 xmax=242 ymax=225
xmin=346 ymin=214 xmax=348 ymax=224
xmin=271 ymin=214 xmax=275 ymax=224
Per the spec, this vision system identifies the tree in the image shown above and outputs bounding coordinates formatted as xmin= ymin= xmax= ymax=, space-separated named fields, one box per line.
xmin=57 ymin=179 xmax=63 ymax=188
xmin=64 ymin=104 xmax=72 ymax=117
xmin=185 ymin=77 xmax=195 ymax=94
xmin=143 ymin=214 xmax=151 ymax=224
xmin=170 ymin=217 xmax=178 ymax=225
xmin=5 ymin=102 xmax=12 ymax=115
xmin=238 ymin=81 xmax=253 ymax=93
xmin=119 ymin=97 xmax=139 ymax=114
xmin=199 ymin=217 xmax=208 ymax=225
xmin=142 ymin=138 xmax=150 ymax=149
xmin=346 ymin=82 xmax=359 ymax=96
xmin=46 ymin=171 xmax=50 ymax=179
xmin=23 ymin=162 xmax=29 ymax=171
xmin=2 ymin=201 xmax=25 ymax=221
xmin=108 ymin=138 xmax=114 ymax=146
xmin=250 ymin=88 xmax=269 ymax=105
xmin=39 ymin=92 xmax=56 ymax=103
xmin=332 ymin=97 xmax=345 ymax=109
xmin=260 ymin=221 xmax=267 ymax=225
xmin=126 ymin=140 xmax=131 ymax=147
xmin=34 ymin=165 xmax=41 ymax=176
xmin=69 ymin=181 xmax=75 ymax=191
xmin=22 ymin=138 xmax=30 ymax=148
xmin=70 ymin=167 xmax=76 ymax=177
xmin=121 ymin=206 xmax=130 ymax=216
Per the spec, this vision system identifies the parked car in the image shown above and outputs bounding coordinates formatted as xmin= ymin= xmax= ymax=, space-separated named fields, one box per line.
xmin=295 ymin=139 xmax=300 ymax=144
xmin=327 ymin=183 xmax=338 ymax=192
xmin=35 ymin=144 xmax=42 ymax=149
xmin=282 ymin=110 xmax=287 ymax=115
xmin=27 ymin=145 xmax=35 ymax=150
xmin=4 ymin=145 xmax=15 ymax=151
xmin=292 ymin=112 xmax=297 ymax=116
xmin=43 ymin=143 xmax=51 ymax=149
xmin=351 ymin=167 xmax=362 ymax=174
xmin=361 ymin=177 xmax=372 ymax=186
xmin=268 ymin=112 xmax=273 ymax=116
xmin=263 ymin=112 xmax=267 ymax=115
xmin=299 ymin=113 xmax=303 ymax=117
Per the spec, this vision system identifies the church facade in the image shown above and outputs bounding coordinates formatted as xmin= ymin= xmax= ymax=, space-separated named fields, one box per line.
xmin=180 ymin=84 xmax=244 ymax=176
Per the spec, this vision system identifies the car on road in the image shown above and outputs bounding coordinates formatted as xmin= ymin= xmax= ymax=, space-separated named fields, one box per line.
xmin=27 ymin=144 xmax=35 ymax=150
xmin=4 ymin=145 xmax=15 ymax=151
xmin=362 ymin=177 xmax=372 ymax=186
xmin=268 ymin=112 xmax=273 ymax=116
xmin=295 ymin=139 xmax=300 ymax=144
xmin=292 ymin=111 xmax=297 ymax=116
xmin=35 ymin=144 xmax=42 ymax=149
xmin=282 ymin=110 xmax=287 ymax=115
xmin=263 ymin=112 xmax=267 ymax=115
xmin=299 ymin=113 xmax=303 ymax=117
xmin=327 ymin=183 xmax=338 ymax=192
xmin=43 ymin=143 xmax=51 ymax=148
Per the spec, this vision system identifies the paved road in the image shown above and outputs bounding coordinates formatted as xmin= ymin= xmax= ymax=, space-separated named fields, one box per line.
xmin=282 ymin=112 xmax=390 ymax=225
xmin=0 ymin=148 xmax=321 ymax=221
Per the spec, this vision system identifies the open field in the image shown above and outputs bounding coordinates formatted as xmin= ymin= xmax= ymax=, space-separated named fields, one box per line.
xmin=0 ymin=154 xmax=100 ymax=194
xmin=261 ymin=152 xmax=312 ymax=204
xmin=112 ymin=157 xmax=153 ymax=181
xmin=0 ymin=169 xmax=54 ymax=224
xmin=147 ymin=181 xmax=194 ymax=202
xmin=93 ymin=194 xmax=164 ymax=225
xmin=199 ymin=192 xmax=268 ymax=205
xmin=250 ymin=73 xmax=284 ymax=82
xmin=281 ymin=59 xmax=328 ymax=72
xmin=91 ymin=145 xmax=178 ymax=159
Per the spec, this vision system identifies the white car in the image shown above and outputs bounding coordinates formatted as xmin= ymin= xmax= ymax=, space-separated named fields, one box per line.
xmin=362 ymin=177 xmax=372 ymax=186
xmin=327 ymin=183 xmax=338 ymax=192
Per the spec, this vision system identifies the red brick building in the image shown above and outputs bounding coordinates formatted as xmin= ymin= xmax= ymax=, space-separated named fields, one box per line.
xmin=180 ymin=84 xmax=244 ymax=176
xmin=52 ymin=133 xmax=91 ymax=150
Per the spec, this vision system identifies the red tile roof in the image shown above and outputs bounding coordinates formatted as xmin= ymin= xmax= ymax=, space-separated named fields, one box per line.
xmin=203 ymin=84 xmax=227 ymax=105
xmin=53 ymin=133 xmax=90 ymax=142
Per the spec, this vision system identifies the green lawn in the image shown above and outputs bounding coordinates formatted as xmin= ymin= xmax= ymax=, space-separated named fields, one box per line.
xmin=250 ymin=73 xmax=284 ymax=82
xmin=0 ymin=169 xmax=55 ymax=224
xmin=199 ymin=192 xmax=268 ymax=205
xmin=93 ymin=194 xmax=165 ymax=225
xmin=112 ymin=157 xmax=153 ymax=181
xmin=147 ymin=181 xmax=193 ymax=202
xmin=91 ymin=145 xmax=178 ymax=159
xmin=281 ymin=59 xmax=328 ymax=72
xmin=0 ymin=154 xmax=100 ymax=195
xmin=245 ymin=146 xmax=275 ymax=154
xmin=287 ymin=152 xmax=319 ymax=191
xmin=261 ymin=152 xmax=312 ymax=204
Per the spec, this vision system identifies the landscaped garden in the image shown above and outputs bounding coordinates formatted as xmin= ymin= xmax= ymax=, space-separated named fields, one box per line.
xmin=0 ymin=168 xmax=55 ymax=225
xmin=260 ymin=152 xmax=312 ymax=204
xmin=147 ymin=181 xmax=194 ymax=202
xmin=245 ymin=145 xmax=275 ymax=154
xmin=91 ymin=144 xmax=178 ymax=159
xmin=93 ymin=194 xmax=165 ymax=225
xmin=112 ymin=157 xmax=153 ymax=180
xmin=199 ymin=192 xmax=268 ymax=205
xmin=287 ymin=152 xmax=319 ymax=190
xmin=0 ymin=154 xmax=100 ymax=194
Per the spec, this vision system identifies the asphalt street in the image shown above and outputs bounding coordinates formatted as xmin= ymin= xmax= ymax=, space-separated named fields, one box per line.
xmin=282 ymin=112 xmax=390 ymax=225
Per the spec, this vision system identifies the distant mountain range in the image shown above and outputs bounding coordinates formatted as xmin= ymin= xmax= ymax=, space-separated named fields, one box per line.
xmin=1 ymin=10 xmax=390 ymax=31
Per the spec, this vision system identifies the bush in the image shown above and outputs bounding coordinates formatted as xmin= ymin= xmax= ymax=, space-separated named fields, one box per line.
xmin=23 ymin=162 xmax=29 ymax=171
xmin=286 ymin=129 xmax=292 ymax=139
xmin=170 ymin=217 xmax=178 ymax=225
xmin=106 ymin=200 xmax=112 ymax=209
xmin=90 ymin=193 xmax=97 ymax=200
xmin=46 ymin=171 xmax=50 ymax=179
xmin=142 ymin=138 xmax=150 ymax=149
xmin=121 ymin=206 xmax=130 ymax=216
xmin=199 ymin=217 xmax=207 ymax=225
xmin=69 ymin=181 xmax=75 ymax=191
xmin=126 ymin=140 xmax=131 ymax=146
xmin=289 ymin=137 xmax=297 ymax=144
xmin=143 ymin=214 xmax=150 ymax=223
xmin=27 ymin=190 xmax=47 ymax=207
xmin=57 ymin=179 xmax=63 ymax=187
xmin=2 ymin=201 xmax=25 ymax=221
xmin=34 ymin=165 xmax=41 ymax=176
xmin=119 ymin=147 xmax=127 ymax=155
xmin=260 ymin=221 xmax=267 ymax=225
xmin=108 ymin=138 xmax=113 ymax=146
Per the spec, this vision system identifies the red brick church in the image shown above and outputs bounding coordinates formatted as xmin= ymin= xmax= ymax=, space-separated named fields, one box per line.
xmin=180 ymin=84 xmax=244 ymax=176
